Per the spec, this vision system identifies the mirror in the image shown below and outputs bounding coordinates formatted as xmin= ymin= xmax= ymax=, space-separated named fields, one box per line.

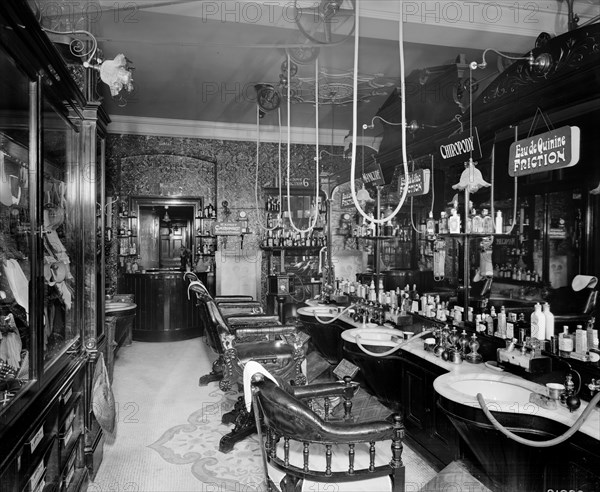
xmin=129 ymin=196 xmax=202 ymax=271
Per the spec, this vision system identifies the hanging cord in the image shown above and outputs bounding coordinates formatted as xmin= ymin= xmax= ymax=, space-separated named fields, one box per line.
xmin=254 ymin=106 xmax=281 ymax=232
xmin=349 ymin=0 xmax=410 ymax=225
xmin=286 ymin=53 xmax=319 ymax=234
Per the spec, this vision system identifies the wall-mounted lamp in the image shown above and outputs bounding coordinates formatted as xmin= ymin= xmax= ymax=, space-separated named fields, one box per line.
xmin=469 ymin=48 xmax=553 ymax=76
xmin=43 ymin=28 xmax=134 ymax=99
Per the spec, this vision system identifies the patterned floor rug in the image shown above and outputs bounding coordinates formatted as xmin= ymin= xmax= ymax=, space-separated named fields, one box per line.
xmin=148 ymin=384 xmax=267 ymax=491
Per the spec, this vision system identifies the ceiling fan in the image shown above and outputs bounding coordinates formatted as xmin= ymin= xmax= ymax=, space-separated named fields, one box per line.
xmin=293 ymin=0 xmax=356 ymax=45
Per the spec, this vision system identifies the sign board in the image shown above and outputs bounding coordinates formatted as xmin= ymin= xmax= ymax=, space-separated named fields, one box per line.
xmin=398 ymin=169 xmax=431 ymax=197
xmin=361 ymin=160 xmax=385 ymax=186
xmin=436 ymin=128 xmax=482 ymax=165
xmin=214 ymin=222 xmax=242 ymax=236
xmin=270 ymin=176 xmax=314 ymax=189
xmin=341 ymin=191 xmax=355 ymax=208
xmin=508 ymin=126 xmax=580 ymax=177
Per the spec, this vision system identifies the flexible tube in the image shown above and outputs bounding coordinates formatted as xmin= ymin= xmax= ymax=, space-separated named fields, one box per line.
xmin=476 ymin=391 xmax=600 ymax=447
xmin=355 ymin=330 xmax=434 ymax=358
xmin=314 ymin=303 xmax=358 ymax=325
xmin=349 ymin=0 xmax=410 ymax=225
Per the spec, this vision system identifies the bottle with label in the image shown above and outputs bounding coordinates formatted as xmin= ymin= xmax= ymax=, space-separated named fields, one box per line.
xmin=497 ymin=306 xmax=507 ymax=338
xmin=439 ymin=211 xmax=448 ymax=234
xmin=542 ymin=302 xmax=554 ymax=341
xmin=426 ymin=211 xmax=436 ymax=236
xmin=482 ymin=209 xmax=494 ymax=234
xmin=530 ymin=302 xmax=546 ymax=341
xmin=559 ymin=326 xmax=574 ymax=357
xmin=516 ymin=313 xmax=529 ymax=343
xmin=448 ymin=208 xmax=461 ymax=234
xmin=495 ymin=210 xmax=503 ymax=234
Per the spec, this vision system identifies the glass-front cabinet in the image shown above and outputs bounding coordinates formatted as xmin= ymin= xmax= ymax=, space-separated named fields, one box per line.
xmin=0 ymin=2 xmax=107 ymax=489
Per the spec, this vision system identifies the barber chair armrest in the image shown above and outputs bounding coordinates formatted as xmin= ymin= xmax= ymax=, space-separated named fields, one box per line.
xmin=216 ymin=296 xmax=255 ymax=303
xmin=320 ymin=419 xmax=395 ymax=443
xmin=234 ymin=325 xmax=298 ymax=339
xmin=291 ymin=380 xmax=359 ymax=400
xmin=227 ymin=315 xmax=281 ymax=326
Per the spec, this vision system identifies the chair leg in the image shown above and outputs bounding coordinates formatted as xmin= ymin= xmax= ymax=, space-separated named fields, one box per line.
xmin=219 ymin=405 xmax=256 ymax=453
xmin=199 ymin=356 xmax=224 ymax=386
xmin=221 ymin=396 xmax=244 ymax=425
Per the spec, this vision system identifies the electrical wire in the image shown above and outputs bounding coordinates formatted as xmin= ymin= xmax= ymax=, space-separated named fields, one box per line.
xmin=349 ymin=0 xmax=410 ymax=225
xmin=254 ymin=106 xmax=282 ymax=233
xmin=286 ymin=53 xmax=319 ymax=234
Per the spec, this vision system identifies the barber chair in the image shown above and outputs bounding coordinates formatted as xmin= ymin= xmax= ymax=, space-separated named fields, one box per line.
xmin=188 ymin=283 xmax=309 ymax=453
xmin=246 ymin=362 xmax=406 ymax=492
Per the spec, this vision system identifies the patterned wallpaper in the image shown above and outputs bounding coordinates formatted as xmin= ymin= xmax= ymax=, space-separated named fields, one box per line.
xmin=104 ymin=133 xmax=344 ymax=297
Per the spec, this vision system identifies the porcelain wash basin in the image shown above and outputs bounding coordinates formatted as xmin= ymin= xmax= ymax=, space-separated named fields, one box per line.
xmin=434 ymin=373 xmax=541 ymax=408
xmin=105 ymin=301 xmax=137 ymax=313
xmin=296 ymin=306 xmax=340 ymax=317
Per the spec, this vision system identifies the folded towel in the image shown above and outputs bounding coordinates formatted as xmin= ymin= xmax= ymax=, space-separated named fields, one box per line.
xmin=572 ymin=275 xmax=598 ymax=292
xmin=243 ymin=361 xmax=279 ymax=412
xmin=3 ymin=259 xmax=28 ymax=320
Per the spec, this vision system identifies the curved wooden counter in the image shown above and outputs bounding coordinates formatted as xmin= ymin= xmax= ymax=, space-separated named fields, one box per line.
xmin=118 ymin=271 xmax=205 ymax=342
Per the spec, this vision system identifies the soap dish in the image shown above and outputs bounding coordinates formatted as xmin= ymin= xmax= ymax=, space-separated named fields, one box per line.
xmin=485 ymin=361 xmax=504 ymax=372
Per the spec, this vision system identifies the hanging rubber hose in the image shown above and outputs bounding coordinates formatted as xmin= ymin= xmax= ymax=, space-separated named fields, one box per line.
xmin=354 ymin=330 xmax=434 ymax=358
xmin=314 ymin=303 xmax=358 ymax=324
xmin=477 ymin=390 xmax=600 ymax=447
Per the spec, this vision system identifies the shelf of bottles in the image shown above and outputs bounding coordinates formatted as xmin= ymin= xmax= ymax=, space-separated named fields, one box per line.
xmin=116 ymin=200 xmax=140 ymax=273
xmin=195 ymin=203 xmax=217 ymax=265
xmin=261 ymin=192 xmax=327 ymax=250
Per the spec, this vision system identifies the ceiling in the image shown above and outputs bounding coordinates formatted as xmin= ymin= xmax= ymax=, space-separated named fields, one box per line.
xmin=62 ymin=0 xmax=600 ymax=143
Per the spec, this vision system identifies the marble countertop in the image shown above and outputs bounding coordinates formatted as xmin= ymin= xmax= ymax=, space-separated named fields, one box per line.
xmin=299 ymin=301 xmax=600 ymax=442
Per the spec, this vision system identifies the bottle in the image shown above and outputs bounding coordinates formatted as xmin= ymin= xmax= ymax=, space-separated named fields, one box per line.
xmin=516 ymin=313 xmax=529 ymax=344
xmin=495 ymin=210 xmax=503 ymax=234
xmin=559 ymin=326 xmax=573 ymax=357
xmin=465 ymin=208 xmax=473 ymax=233
xmin=439 ymin=211 xmax=448 ymax=234
xmin=542 ymin=303 xmax=554 ymax=341
xmin=448 ymin=208 xmax=461 ymax=233
xmin=472 ymin=209 xmax=483 ymax=234
xmin=530 ymin=302 xmax=546 ymax=341
xmin=482 ymin=209 xmax=494 ymax=234
xmin=486 ymin=310 xmax=494 ymax=336
xmin=368 ymin=280 xmax=377 ymax=302
xmin=497 ymin=306 xmax=507 ymax=338
xmin=426 ymin=211 xmax=436 ymax=236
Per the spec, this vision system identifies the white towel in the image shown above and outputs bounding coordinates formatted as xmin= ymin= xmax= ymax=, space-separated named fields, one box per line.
xmin=243 ymin=361 xmax=279 ymax=412
xmin=572 ymin=275 xmax=598 ymax=291
xmin=3 ymin=259 xmax=29 ymax=320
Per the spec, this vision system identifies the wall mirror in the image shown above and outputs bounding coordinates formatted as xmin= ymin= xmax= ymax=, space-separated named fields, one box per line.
xmin=129 ymin=196 xmax=202 ymax=271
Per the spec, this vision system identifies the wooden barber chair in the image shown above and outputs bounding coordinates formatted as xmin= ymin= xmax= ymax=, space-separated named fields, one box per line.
xmin=246 ymin=361 xmax=406 ymax=492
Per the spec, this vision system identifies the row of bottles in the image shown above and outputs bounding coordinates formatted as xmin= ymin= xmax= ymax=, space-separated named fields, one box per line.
xmin=420 ymin=202 xmax=509 ymax=237
xmin=118 ymin=237 xmax=137 ymax=256
xmin=557 ymin=321 xmax=599 ymax=360
xmin=202 ymin=203 xmax=217 ymax=218
xmin=494 ymin=264 xmax=541 ymax=283
xmin=261 ymin=227 xmax=326 ymax=248
xmin=350 ymin=215 xmax=413 ymax=240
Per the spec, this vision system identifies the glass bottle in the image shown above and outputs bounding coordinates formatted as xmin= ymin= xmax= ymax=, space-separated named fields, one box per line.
xmin=482 ymin=208 xmax=494 ymax=234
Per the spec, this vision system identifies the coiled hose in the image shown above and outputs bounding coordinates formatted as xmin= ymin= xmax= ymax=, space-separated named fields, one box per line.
xmin=477 ymin=390 xmax=600 ymax=447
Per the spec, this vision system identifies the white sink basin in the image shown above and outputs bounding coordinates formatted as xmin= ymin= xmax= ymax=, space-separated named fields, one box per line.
xmin=296 ymin=306 xmax=340 ymax=317
xmin=449 ymin=378 xmax=533 ymax=402
xmin=105 ymin=301 xmax=137 ymax=313
xmin=434 ymin=373 xmax=540 ymax=407
xmin=341 ymin=327 xmax=404 ymax=347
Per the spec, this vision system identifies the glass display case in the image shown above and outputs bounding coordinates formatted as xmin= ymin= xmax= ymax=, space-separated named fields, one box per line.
xmin=0 ymin=1 xmax=108 ymax=488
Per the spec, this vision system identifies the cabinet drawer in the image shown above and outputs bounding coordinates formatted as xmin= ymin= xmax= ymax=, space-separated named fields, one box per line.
xmin=60 ymin=437 xmax=79 ymax=492
xmin=20 ymin=438 xmax=54 ymax=492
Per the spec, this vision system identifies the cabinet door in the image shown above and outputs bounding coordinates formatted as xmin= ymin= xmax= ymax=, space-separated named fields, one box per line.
xmin=40 ymin=98 xmax=81 ymax=372
xmin=403 ymin=363 xmax=430 ymax=433
xmin=0 ymin=44 xmax=34 ymax=400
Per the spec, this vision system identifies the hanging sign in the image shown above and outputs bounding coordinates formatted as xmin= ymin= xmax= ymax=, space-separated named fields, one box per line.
xmin=270 ymin=176 xmax=314 ymax=190
xmin=214 ymin=222 xmax=242 ymax=236
xmin=340 ymin=191 xmax=355 ymax=208
xmin=398 ymin=169 xmax=431 ymax=197
xmin=508 ymin=126 xmax=580 ymax=177
xmin=361 ymin=160 xmax=385 ymax=186
xmin=436 ymin=128 xmax=482 ymax=165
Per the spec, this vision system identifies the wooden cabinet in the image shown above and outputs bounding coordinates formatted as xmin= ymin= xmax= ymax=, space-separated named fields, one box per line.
xmin=401 ymin=354 xmax=458 ymax=469
xmin=118 ymin=272 xmax=204 ymax=341
xmin=341 ymin=332 xmax=459 ymax=470
xmin=0 ymin=2 xmax=107 ymax=487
